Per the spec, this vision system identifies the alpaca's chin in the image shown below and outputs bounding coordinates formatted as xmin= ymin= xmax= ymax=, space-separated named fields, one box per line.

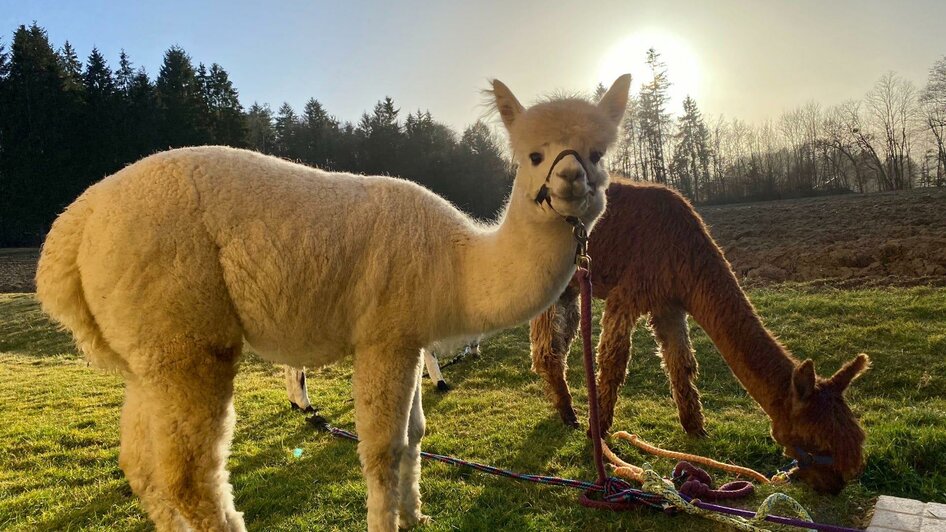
xmin=546 ymin=192 xmax=601 ymax=222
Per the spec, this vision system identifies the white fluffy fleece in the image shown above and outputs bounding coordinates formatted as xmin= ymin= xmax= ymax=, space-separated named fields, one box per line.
xmin=35 ymin=75 xmax=630 ymax=532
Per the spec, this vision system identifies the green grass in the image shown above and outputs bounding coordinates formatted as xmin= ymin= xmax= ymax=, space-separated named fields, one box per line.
xmin=0 ymin=287 xmax=944 ymax=530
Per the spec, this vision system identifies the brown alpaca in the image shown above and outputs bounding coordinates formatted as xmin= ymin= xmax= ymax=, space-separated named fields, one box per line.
xmin=530 ymin=179 xmax=870 ymax=494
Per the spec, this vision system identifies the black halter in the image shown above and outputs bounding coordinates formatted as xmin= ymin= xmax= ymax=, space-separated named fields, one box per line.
xmin=793 ymin=446 xmax=835 ymax=468
xmin=533 ymin=149 xmax=591 ymax=207
xmin=532 ymin=149 xmax=592 ymax=266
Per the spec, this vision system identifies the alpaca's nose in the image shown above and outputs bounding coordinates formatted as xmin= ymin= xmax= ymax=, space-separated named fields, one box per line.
xmin=556 ymin=162 xmax=586 ymax=183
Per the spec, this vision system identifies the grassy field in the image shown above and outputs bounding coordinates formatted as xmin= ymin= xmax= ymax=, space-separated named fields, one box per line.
xmin=0 ymin=287 xmax=944 ymax=531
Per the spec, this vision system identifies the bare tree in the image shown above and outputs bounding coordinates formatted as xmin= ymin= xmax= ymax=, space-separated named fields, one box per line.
xmin=865 ymin=71 xmax=919 ymax=190
xmin=822 ymin=104 xmax=861 ymax=191
xmin=921 ymin=56 xmax=946 ymax=186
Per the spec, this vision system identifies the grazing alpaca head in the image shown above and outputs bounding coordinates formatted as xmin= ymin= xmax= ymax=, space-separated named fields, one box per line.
xmin=491 ymin=74 xmax=631 ymax=225
xmin=771 ymin=354 xmax=870 ymax=494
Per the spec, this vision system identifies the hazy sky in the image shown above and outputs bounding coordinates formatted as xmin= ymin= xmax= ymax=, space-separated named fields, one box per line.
xmin=3 ymin=0 xmax=943 ymax=130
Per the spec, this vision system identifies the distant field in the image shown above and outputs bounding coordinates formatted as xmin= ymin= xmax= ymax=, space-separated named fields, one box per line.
xmin=4 ymin=187 xmax=944 ymax=292
xmin=700 ymin=188 xmax=946 ymax=287
xmin=1 ymin=288 xmax=944 ymax=530
xmin=0 ymin=249 xmax=38 ymax=294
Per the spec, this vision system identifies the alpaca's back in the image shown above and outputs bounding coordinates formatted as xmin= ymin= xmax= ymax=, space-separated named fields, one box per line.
xmin=589 ymin=180 xmax=722 ymax=302
xmin=591 ymin=179 xmax=762 ymax=355
xmin=36 ymin=146 xmax=471 ymax=371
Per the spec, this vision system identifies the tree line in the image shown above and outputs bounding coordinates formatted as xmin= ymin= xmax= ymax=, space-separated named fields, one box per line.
xmin=0 ymin=23 xmax=511 ymax=246
xmin=610 ymin=49 xmax=946 ymax=204
xmin=2 ymin=23 xmax=943 ymax=247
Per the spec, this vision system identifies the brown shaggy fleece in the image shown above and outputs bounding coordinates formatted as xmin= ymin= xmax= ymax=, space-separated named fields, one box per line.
xmin=530 ymin=178 xmax=869 ymax=493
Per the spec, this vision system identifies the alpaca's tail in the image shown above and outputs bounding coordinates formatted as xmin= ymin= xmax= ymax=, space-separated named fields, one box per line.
xmin=35 ymin=193 xmax=126 ymax=372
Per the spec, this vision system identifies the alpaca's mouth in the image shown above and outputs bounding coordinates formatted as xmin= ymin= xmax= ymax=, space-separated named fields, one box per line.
xmin=549 ymin=191 xmax=591 ymax=203
xmin=548 ymin=181 xmax=595 ymax=203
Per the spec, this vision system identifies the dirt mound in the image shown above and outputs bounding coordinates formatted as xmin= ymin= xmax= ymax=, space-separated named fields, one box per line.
xmin=1 ymin=188 xmax=944 ymax=292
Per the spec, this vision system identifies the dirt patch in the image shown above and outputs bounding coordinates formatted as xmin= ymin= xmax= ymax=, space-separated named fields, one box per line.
xmin=0 ymin=249 xmax=39 ymax=293
xmin=2 ymin=188 xmax=944 ymax=292
xmin=699 ymin=188 xmax=946 ymax=287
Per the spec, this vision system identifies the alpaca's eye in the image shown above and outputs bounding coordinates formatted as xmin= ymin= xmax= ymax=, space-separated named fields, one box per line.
xmin=590 ymin=151 xmax=603 ymax=165
xmin=529 ymin=152 xmax=544 ymax=166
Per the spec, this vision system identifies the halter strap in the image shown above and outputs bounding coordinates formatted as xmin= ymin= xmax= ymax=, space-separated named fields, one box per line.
xmin=794 ymin=446 xmax=834 ymax=468
xmin=533 ymin=149 xmax=590 ymax=206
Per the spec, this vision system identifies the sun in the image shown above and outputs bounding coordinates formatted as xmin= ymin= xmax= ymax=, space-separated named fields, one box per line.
xmin=598 ymin=29 xmax=703 ymax=115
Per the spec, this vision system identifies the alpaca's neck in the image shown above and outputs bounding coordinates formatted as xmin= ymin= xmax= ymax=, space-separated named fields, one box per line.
xmin=456 ymin=185 xmax=578 ymax=335
xmin=690 ymin=274 xmax=796 ymax=420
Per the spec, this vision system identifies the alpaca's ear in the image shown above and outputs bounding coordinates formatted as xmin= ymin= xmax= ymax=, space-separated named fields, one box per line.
xmin=828 ymin=353 xmax=870 ymax=392
xmin=597 ymin=74 xmax=632 ymax=126
xmin=491 ymin=79 xmax=525 ymax=131
xmin=792 ymin=359 xmax=816 ymax=401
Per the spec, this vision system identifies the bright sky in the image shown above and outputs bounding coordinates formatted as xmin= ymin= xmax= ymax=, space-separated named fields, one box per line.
xmin=3 ymin=0 xmax=943 ymax=129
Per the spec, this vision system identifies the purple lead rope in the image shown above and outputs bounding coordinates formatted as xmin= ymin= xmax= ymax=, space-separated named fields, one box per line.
xmin=577 ymin=265 xmax=608 ymax=486
xmin=313 ymin=252 xmax=863 ymax=530
xmin=321 ymin=423 xmax=860 ymax=531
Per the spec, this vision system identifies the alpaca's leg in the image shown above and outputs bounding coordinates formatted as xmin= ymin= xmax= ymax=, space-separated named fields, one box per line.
xmin=119 ymin=379 xmax=183 ymax=530
xmin=352 ymin=345 xmax=423 ymax=532
xmin=285 ymin=366 xmax=315 ymax=412
xmin=464 ymin=339 xmax=480 ymax=357
xmin=530 ymin=286 xmax=580 ymax=427
xmin=397 ymin=367 xmax=429 ymax=528
xmin=651 ymin=307 xmax=706 ymax=437
xmin=423 ymin=348 xmax=449 ymax=392
xmin=595 ymin=299 xmax=639 ymax=435
xmin=145 ymin=344 xmax=244 ymax=532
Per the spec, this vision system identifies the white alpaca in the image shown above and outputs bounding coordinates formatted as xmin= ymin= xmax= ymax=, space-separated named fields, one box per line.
xmin=286 ymin=339 xmax=480 ymax=409
xmin=35 ymin=75 xmax=630 ymax=532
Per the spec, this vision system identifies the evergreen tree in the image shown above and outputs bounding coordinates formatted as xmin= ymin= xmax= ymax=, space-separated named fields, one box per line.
xmin=116 ymin=49 xmax=135 ymax=94
xmin=81 ymin=47 xmax=121 ymax=178
xmin=155 ymin=46 xmax=209 ymax=147
xmin=401 ymin=110 xmax=455 ymax=193
xmin=456 ymin=121 xmax=512 ymax=218
xmin=83 ymin=47 xmax=116 ymax=98
xmin=333 ymin=121 xmax=364 ymax=172
xmin=360 ymin=97 xmax=401 ymax=174
xmin=200 ymin=63 xmax=245 ymax=146
xmin=57 ymin=40 xmax=83 ymax=94
xmin=298 ymin=98 xmax=338 ymax=168
xmin=671 ymin=96 xmax=712 ymax=200
xmin=639 ymin=48 xmax=671 ymax=183
xmin=274 ymin=102 xmax=300 ymax=157
xmin=0 ymin=38 xmax=9 ymax=80
xmin=0 ymin=24 xmax=85 ymax=245
xmin=245 ymin=102 xmax=276 ymax=154
xmin=120 ymin=67 xmax=160 ymax=160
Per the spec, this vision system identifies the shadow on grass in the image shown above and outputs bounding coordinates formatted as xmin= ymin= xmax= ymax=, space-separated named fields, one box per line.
xmin=451 ymin=416 xmax=581 ymax=530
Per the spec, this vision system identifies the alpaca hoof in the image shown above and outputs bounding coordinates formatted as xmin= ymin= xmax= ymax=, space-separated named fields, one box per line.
xmin=435 ymin=380 xmax=451 ymax=393
xmin=398 ymin=513 xmax=432 ymax=529
xmin=686 ymin=427 xmax=709 ymax=439
xmin=307 ymin=414 xmax=330 ymax=431
xmin=587 ymin=426 xmax=612 ymax=438
xmin=290 ymin=402 xmax=317 ymax=414
xmin=559 ymin=409 xmax=580 ymax=429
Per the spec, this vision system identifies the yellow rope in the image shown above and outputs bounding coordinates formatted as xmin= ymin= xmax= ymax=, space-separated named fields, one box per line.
xmin=601 ymin=431 xmax=813 ymax=531
xmin=611 ymin=431 xmax=773 ymax=484
xmin=601 ymin=439 xmax=645 ymax=482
